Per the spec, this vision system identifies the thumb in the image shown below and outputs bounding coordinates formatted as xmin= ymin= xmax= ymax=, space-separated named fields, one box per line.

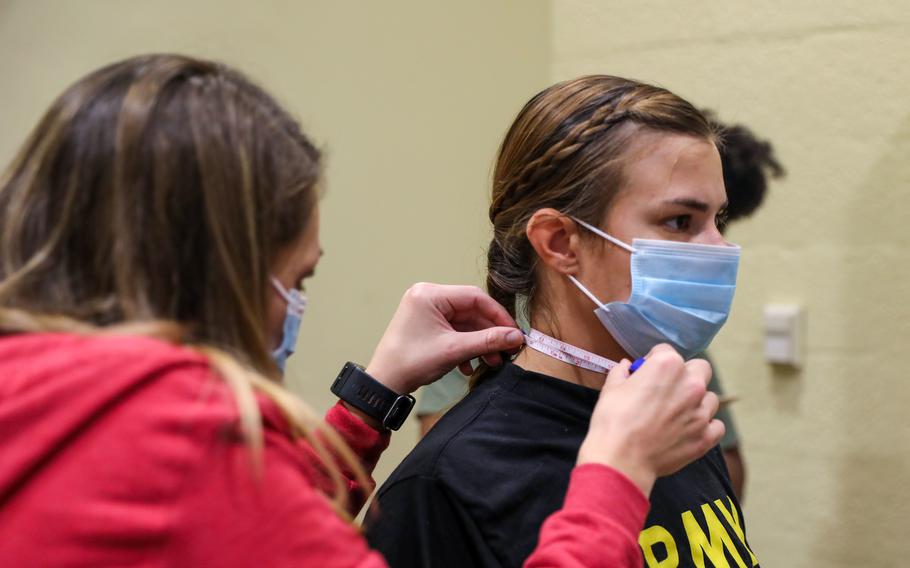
xmin=451 ymin=327 xmax=524 ymax=364
xmin=604 ymin=358 xmax=632 ymax=388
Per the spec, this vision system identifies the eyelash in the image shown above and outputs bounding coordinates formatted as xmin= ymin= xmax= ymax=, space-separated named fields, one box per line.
xmin=663 ymin=209 xmax=728 ymax=233
xmin=664 ymin=215 xmax=692 ymax=232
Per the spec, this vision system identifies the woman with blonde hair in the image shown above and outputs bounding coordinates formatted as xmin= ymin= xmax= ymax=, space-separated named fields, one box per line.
xmin=0 ymin=56 xmax=720 ymax=567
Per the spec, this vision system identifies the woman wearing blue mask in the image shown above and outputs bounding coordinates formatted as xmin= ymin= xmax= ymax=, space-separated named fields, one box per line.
xmin=0 ymin=57 xmax=722 ymax=567
xmin=366 ymin=76 xmax=757 ymax=568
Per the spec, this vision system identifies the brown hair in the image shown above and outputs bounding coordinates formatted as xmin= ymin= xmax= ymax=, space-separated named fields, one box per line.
xmin=487 ymin=75 xmax=716 ymax=326
xmin=0 ymin=54 xmax=364 ymax=517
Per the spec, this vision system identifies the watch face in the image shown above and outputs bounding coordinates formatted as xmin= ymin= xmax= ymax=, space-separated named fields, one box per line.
xmin=383 ymin=395 xmax=416 ymax=431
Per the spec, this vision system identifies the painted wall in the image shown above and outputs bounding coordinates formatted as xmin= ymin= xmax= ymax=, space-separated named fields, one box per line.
xmin=0 ymin=0 xmax=549 ymax=485
xmin=552 ymin=1 xmax=910 ymax=565
xmin=4 ymin=1 xmax=906 ymax=564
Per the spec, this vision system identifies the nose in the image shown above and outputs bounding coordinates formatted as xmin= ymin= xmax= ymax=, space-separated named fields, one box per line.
xmin=700 ymin=223 xmax=728 ymax=246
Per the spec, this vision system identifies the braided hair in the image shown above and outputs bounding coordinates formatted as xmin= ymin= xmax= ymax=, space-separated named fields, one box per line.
xmin=485 ymin=76 xmax=716 ymax=330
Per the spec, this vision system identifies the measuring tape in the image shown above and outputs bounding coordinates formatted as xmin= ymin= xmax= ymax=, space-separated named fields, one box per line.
xmin=524 ymin=329 xmax=619 ymax=374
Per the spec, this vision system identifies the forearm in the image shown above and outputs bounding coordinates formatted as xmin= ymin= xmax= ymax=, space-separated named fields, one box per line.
xmin=524 ymin=464 xmax=649 ymax=568
xmin=320 ymin=402 xmax=391 ymax=514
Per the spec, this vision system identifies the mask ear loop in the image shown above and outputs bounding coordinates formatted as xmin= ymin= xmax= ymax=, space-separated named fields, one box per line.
xmin=271 ymin=277 xmax=308 ymax=315
xmin=570 ymin=216 xmax=637 ymax=254
xmin=566 ymin=217 xmax=635 ymax=312
xmin=567 ymin=275 xmax=609 ymax=311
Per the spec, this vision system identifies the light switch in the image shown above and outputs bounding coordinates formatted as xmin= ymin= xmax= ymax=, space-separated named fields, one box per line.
xmin=763 ymin=303 xmax=804 ymax=367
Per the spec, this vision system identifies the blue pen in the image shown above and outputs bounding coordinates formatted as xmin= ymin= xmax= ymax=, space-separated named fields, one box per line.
xmin=629 ymin=357 xmax=646 ymax=373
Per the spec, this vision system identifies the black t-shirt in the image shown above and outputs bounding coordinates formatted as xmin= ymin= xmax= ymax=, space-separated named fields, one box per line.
xmin=364 ymin=363 xmax=759 ymax=568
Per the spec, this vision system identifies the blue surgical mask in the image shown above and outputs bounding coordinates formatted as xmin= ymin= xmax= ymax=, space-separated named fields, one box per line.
xmin=569 ymin=217 xmax=740 ymax=360
xmin=271 ymin=277 xmax=307 ymax=373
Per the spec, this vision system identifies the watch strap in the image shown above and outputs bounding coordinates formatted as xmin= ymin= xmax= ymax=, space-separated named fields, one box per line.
xmin=331 ymin=362 xmax=415 ymax=430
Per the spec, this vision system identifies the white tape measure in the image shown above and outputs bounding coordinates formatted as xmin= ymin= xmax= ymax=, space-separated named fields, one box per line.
xmin=524 ymin=329 xmax=618 ymax=374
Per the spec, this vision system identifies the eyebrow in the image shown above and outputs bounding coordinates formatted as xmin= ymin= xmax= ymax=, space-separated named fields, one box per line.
xmin=664 ymin=198 xmax=728 ymax=212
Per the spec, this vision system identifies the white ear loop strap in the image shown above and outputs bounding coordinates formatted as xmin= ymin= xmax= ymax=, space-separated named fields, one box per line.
xmin=570 ymin=216 xmax=636 ymax=254
xmin=271 ymin=277 xmax=308 ymax=314
xmin=567 ymin=275 xmax=607 ymax=310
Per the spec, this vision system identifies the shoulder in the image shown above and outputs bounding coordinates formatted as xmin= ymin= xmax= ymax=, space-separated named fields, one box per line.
xmin=377 ymin=363 xmax=580 ymax=512
xmin=0 ymin=332 xmax=302 ymax=489
xmin=0 ymin=332 xmax=214 ymax=391
xmin=381 ymin=365 xmax=521 ymax=485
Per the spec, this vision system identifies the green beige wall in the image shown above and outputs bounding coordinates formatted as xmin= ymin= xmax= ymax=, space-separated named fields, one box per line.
xmin=0 ymin=1 xmax=549 ymax=484
xmin=3 ymin=1 xmax=907 ymax=564
xmin=552 ymin=1 xmax=910 ymax=566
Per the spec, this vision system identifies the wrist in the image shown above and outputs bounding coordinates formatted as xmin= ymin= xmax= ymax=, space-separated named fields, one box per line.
xmin=577 ymin=444 xmax=656 ymax=497
xmin=365 ymin=360 xmax=408 ymax=394
xmin=341 ymin=401 xmax=384 ymax=431
xmin=331 ymin=362 xmax=415 ymax=431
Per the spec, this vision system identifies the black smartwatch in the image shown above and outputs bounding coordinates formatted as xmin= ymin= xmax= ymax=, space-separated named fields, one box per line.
xmin=331 ymin=362 xmax=415 ymax=431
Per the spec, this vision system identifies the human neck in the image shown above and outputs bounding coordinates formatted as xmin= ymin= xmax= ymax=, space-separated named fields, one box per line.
xmin=513 ymin=314 xmax=628 ymax=391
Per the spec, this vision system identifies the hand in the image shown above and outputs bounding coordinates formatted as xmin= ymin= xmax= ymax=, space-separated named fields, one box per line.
xmin=365 ymin=283 xmax=525 ymax=394
xmin=577 ymin=344 xmax=724 ymax=496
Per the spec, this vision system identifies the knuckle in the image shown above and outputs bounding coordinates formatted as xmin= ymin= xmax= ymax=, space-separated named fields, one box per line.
xmin=484 ymin=329 xmax=499 ymax=353
xmin=650 ymin=349 xmax=683 ymax=372
xmin=406 ymin=282 xmax=431 ymax=301
xmin=686 ymin=358 xmax=713 ymax=379
xmin=685 ymin=377 xmax=707 ymax=403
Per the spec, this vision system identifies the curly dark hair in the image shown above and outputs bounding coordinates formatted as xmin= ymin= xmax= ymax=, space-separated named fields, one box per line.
xmin=704 ymin=110 xmax=785 ymax=225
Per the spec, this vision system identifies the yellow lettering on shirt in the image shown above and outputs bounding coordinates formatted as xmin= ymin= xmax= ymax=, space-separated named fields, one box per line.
xmin=713 ymin=498 xmax=758 ymax=566
xmin=639 ymin=524 xmax=679 ymax=567
xmin=681 ymin=504 xmax=747 ymax=568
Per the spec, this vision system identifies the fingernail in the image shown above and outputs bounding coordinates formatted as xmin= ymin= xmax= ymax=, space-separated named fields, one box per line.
xmin=506 ymin=329 xmax=524 ymax=343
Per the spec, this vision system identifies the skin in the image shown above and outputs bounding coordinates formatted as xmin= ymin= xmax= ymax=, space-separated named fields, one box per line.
xmin=266 ymin=204 xmax=385 ymax=426
xmin=266 ymin=204 xmax=524 ymax=430
xmin=262 ymin=164 xmax=722 ymax=493
xmin=514 ymin=131 xmax=730 ymax=390
xmin=267 ymin=205 xmax=323 ymax=351
xmin=418 ymin=132 xmax=746 ymax=499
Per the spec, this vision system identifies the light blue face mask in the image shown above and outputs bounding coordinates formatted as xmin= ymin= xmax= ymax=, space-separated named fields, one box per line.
xmin=271 ymin=277 xmax=308 ymax=373
xmin=569 ymin=217 xmax=740 ymax=360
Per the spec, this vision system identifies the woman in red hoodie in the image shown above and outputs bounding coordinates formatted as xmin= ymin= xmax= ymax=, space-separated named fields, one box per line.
xmin=0 ymin=54 xmax=723 ymax=567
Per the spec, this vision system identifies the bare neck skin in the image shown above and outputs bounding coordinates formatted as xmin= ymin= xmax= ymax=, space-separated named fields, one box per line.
xmin=512 ymin=302 xmax=629 ymax=391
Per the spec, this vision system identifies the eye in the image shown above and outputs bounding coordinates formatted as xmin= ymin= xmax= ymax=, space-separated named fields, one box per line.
xmin=663 ymin=214 xmax=691 ymax=232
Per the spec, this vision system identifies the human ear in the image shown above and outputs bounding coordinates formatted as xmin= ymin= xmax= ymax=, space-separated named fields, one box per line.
xmin=525 ymin=208 xmax=581 ymax=276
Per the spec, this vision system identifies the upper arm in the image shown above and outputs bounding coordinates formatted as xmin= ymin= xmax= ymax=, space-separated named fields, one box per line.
xmin=171 ymin=430 xmax=389 ymax=568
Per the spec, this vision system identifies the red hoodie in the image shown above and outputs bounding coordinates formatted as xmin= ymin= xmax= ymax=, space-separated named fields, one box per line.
xmin=0 ymin=333 xmax=648 ymax=567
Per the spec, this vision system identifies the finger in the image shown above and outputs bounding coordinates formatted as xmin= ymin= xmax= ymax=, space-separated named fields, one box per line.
xmin=645 ymin=343 xmax=678 ymax=358
xmin=481 ymin=352 xmax=504 ymax=368
xmin=448 ymin=326 xmax=525 ymax=364
xmin=704 ymin=418 xmax=726 ymax=449
xmin=635 ymin=347 xmax=684 ymax=383
xmin=438 ymin=285 xmax=518 ymax=329
xmin=684 ymin=358 xmax=713 ymax=387
xmin=458 ymin=361 xmax=474 ymax=376
xmin=700 ymin=391 xmax=720 ymax=422
xmin=603 ymin=358 xmax=631 ymax=388
xmin=450 ymin=313 xmax=502 ymax=333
